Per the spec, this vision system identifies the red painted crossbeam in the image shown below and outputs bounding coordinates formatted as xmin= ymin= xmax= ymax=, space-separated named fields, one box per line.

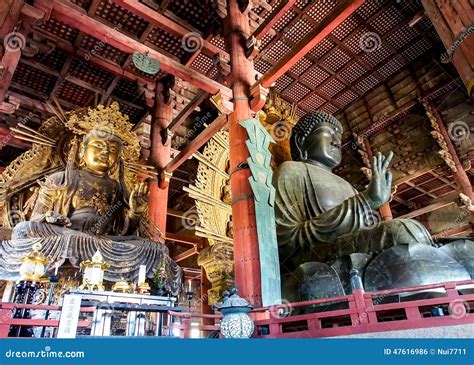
xmin=48 ymin=0 xmax=232 ymax=98
xmin=252 ymin=0 xmax=297 ymax=40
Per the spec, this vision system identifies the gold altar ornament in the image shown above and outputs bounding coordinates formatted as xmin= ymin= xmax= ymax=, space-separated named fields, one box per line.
xmin=79 ymin=250 xmax=110 ymax=291
xmin=19 ymin=243 xmax=49 ymax=281
xmin=112 ymin=277 xmax=133 ymax=293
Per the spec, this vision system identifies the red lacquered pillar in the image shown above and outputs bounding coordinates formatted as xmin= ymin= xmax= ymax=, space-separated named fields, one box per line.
xmin=224 ymin=0 xmax=262 ymax=306
xmin=148 ymin=81 xmax=173 ymax=238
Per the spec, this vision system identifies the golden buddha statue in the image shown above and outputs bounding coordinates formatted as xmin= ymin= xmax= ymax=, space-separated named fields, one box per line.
xmin=0 ymin=103 xmax=182 ymax=295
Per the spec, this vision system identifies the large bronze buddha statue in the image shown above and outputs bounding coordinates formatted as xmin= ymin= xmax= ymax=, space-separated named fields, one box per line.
xmin=273 ymin=112 xmax=472 ymax=301
xmin=0 ymin=103 xmax=182 ymax=295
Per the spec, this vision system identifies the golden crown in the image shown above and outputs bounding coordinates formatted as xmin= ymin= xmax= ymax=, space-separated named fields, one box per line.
xmin=66 ymin=102 xmax=141 ymax=162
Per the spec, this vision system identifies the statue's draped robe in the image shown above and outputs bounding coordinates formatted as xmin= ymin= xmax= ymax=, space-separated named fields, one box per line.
xmin=0 ymin=169 xmax=182 ymax=295
xmin=274 ymin=161 xmax=433 ymax=274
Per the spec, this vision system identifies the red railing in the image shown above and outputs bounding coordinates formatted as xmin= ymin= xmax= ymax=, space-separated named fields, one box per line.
xmin=0 ymin=303 xmax=93 ymax=338
xmin=251 ymin=280 xmax=474 ymax=338
xmin=168 ymin=311 xmax=221 ymax=338
xmin=1 ymin=280 xmax=473 ymax=339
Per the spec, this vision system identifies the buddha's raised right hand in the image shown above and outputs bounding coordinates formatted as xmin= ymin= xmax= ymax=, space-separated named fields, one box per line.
xmin=45 ymin=211 xmax=72 ymax=227
xmin=363 ymin=151 xmax=393 ymax=209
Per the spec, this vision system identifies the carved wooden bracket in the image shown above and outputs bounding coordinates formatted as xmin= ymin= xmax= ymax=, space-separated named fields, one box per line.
xmin=210 ymin=90 xmax=234 ymax=114
xmin=159 ymin=170 xmax=172 ymax=189
xmin=31 ymin=0 xmax=53 ymax=21
xmin=213 ymin=53 xmax=231 ymax=76
xmin=249 ymin=83 xmax=269 ymax=112
xmin=245 ymin=35 xmax=260 ymax=60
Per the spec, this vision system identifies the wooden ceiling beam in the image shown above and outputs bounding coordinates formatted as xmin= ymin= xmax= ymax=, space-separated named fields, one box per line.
xmin=398 ymin=192 xmax=459 ymax=219
xmin=109 ymin=0 xmax=228 ymax=60
xmin=173 ymin=247 xmax=198 ymax=263
xmin=255 ymin=0 xmax=364 ymax=88
xmin=165 ymin=114 xmax=227 ymax=173
xmin=48 ymin=0 xmax=232 ymax=98
xmin=169 ymin=90 xmax=208 ymax=133
xmin=166 ymin=232 xmax=202 ymax=246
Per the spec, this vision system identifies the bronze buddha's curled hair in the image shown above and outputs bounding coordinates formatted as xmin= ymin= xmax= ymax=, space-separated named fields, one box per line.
xmin=290 ymin=111 xmax=343 ymax=161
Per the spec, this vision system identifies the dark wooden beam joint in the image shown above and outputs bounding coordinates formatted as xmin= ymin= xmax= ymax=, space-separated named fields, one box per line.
xmin=210 ymin=90 xmax=234 ymax=114
xmin=249 ymin=83 xmax=268 ymax=112
xmin=159 ymin=170 xmax=172 ymax=189
xmin=213 ymin=54 xmax=231 ymax=76
xmin=245 ymin=35 xmax=260 ymax=60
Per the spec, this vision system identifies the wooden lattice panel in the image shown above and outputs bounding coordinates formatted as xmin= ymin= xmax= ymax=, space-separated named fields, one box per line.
xmin=12 ymin=63 xmax=56 ymax=95
xmin=38 ymin=18 xmax=79 ymax=43
xmin=33 ymin=49 xmax=69 ymax=72
xmin=334 ymin=90 xmax=359 ymax=108
xmin=80 ymin=34 xmax=128 ymax=65
xmin=339 ymin=61 xmax=368 ymax=83
xmin=274 ymin=74 xmax=294 ymax=93
xmin=56 ymin=80 xmax=95 ymax=107
xmin=114 ymin=101 xmax=145 ymax=124
xmin=295 ymin=0 xmax=310 ymax=10
xmin=281 ymin=82 xmax=311 ymax=103
xmin=284 ymin=18 xmax=313 ymax=44
xmin=146 ymin=27 xmax=186 ymax=61
xmin=377 ymin=56 xmax=405 ymax=79
xmin=260 ymin=32 xmax=276 ymax=48
xmin=112 ymin=79 xmax=144 ymax=103
xmin=167 ymin=1 xmax=220 ymax=33
xmin=309 ymin=37 xmax=335 ymax=59
xmin=332 ymin=14 xmax=360 ymax=41
xmin=288 ymin=57 xmax=313 ymax=77
xmin=301 ymin=65 xmax=330 ymax=88
xmin=272 ymin=9 xmax=297 ymax=32
xmin=356 ymin=1 xmax=386 ymax=20
xmin=386 ymin=24 xmax=419 ymax=50
xmin=254 ymin=58 xmax=272 ymax=74
xmin=343 ymin=27 xmax=370 ymax=55
xmin=401 ymin=38 xmax=431 ymax=63
xmin=362 ymin=44 xmax=394 ymax=67
xmin=69 ymin=59 xmax=115 ymax=89
xmin=70 ymin=0 xmax=93 ymax=10
xmin=300 ymin=93 xmax=326 ymax=111
xmin=306 ymin=0 xmax=338 ymax=22
xmin=263 ymin=40 xmax=292 ymax=64
xmin=95 ymin=0 xmax=149 ymax=37
xmin=191 ymin=54 xmax=214 ymax=75
xmin=319 ymin=77 xmax=346 ymax=98
xmin=369 ymin=6 xmax=404 ymax=35
xmin=321 ymin=47 xmax=352 ymax=72
xmin=354 ymin=75 xmax=380 ymax=95
xmin=320 ymin=103 xmax=339 ymax=115
xmin=209 ymin=37 xmax=228 ymax=52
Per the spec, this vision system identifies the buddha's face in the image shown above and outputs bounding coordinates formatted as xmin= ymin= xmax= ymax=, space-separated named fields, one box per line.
xmin=81 ymin=132 xmax=122 ymax=175
xmin=302 ymin=122 xmax=342 ymax=168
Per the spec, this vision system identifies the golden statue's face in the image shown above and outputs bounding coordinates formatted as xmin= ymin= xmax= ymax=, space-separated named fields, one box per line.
xmin=81 ymin=132 xmax=122 ymax=175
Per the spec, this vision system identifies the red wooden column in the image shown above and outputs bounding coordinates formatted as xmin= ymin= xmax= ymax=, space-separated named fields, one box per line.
xmin=148 ymin=80 xmax=173 ymax=238
xmin=224 ymin=0 xmax=262 ymax=305
xmin=421 ymin=0 xmax=474 ymax=96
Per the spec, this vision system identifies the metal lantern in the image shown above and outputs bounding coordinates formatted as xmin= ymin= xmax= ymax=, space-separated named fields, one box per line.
xmin=213 ymin=287 xmax=254 ymax=338
xmin=79 ymin=250 xmax=110 ymax=291
xmin=19 ymin=243 xmax=48 ymax=281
